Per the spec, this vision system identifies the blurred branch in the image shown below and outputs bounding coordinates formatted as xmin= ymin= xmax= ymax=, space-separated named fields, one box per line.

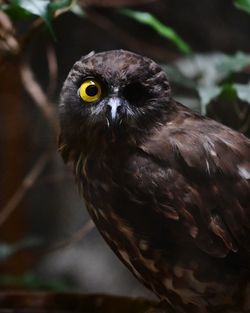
xmin=0 ymin=11 xmax=19 ymax=56
xmin=46 ymin=43 xmax=58 ymax=98
xmin=0 ymin=152 xmax=51 ymax=226
xmin=20 ymin=56 xmax=59 ymax=136
xmin=0 ymin=47 xmax=59 ymax=226
xmin=48 ymin=220 xmax=95 ymax=252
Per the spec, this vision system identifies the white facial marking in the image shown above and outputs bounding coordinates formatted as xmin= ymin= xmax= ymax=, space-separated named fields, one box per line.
xmin=108 ymin=98 xmax=121 ymax=120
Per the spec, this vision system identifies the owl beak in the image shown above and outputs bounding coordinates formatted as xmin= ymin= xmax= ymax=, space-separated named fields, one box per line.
xmin=106 ymin=97 xmax=123 ymax=125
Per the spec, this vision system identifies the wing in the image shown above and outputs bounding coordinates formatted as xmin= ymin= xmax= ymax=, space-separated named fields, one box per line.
xmin=140 ymin=103 xmax=250 ymax=258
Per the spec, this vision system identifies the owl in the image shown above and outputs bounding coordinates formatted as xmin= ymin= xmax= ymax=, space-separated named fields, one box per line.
xmin=59 ymin=50 xmax=250 ymax=313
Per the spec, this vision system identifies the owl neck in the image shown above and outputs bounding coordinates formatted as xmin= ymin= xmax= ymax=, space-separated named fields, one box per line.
xmin=60 ymin=99 xmax=181 ymax=163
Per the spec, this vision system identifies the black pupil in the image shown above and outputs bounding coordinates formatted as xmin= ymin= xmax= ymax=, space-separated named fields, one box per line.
xmin=86 ymin=84 xmax=98 ymax=97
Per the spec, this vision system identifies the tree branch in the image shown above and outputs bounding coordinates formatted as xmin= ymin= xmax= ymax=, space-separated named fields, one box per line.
xmin=0 ymin=152 xmax=51 ymax=226
xmin=20 ymin=57 xmax=59 ymax=136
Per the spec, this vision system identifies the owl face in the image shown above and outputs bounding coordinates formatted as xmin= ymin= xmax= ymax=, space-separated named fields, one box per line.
xmin=59 ymin=50 xmax=171 ymax=144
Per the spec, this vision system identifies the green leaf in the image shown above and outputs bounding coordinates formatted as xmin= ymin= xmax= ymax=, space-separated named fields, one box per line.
xmin=49 ymin=0 xmax=73 ymax=12
xmin=234 ymin=0 xmax=250 ymax=14
xmin=20 ymin=0 xmax=57 ymax=34
xmin=219 ymin=84 xmax=238 ymax=102
xmin=119 ymin=8 xmax=192 ymax=55
xmin=16 ymin=0 xmax=50 ymax=17
xmin=1 ymin=0 xmax=74 ymax=36
xmin=2 ymin=0 xmax=53 ymax=33
xmin=1 ymin=1 xmax=34 ymax=20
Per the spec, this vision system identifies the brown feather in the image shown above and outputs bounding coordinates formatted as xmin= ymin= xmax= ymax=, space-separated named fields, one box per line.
xmin=59 ymin=50 xmax=250 ymax=313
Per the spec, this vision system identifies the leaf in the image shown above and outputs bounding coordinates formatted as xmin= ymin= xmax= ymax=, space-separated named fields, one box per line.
xmin=217 ymin=51 xmax=250 ymax=78
xmin=118 ymin=8 xmax=192 ymax=55
xmin=197 ymin=83 xmax=250 ymax=114
xmin=1 ymin=0 xmax=74 ymax=36
xmin=198 ymin=86 xmax=221 ymax=114
xmin=16 ymin=0 xmax=50 ymax=17
xmin=164 ymin=64 xmax=197 ymax=89
xmin=219 ymin=84 xmax=238 ymax=102
xmin=2 ymin=0 xmax=53 ymax=32
xmin=1 ymin=1 xmax=34 ymax=20
xmin=70 ymin=3 xmax=86 ymax=18
xmin=233 ymin=83 xmax=250 ymax=103
xmin=234 ymin=0 xmax=250 ymax=14
xmin=49 ymin=0 xmax=73 ymax=12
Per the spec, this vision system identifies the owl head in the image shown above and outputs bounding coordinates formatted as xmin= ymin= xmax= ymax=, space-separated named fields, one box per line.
xmin=59 ymin=50 xmax=171 ymax=150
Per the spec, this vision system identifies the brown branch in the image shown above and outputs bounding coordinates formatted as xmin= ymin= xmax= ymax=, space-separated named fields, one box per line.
xmin=47 ymin=219 xmax=95 ymax=253
xmin=20 ymin=57 xmax=59 ymax=136
xmin=46 ymin=44 xmax=58 ymax=98
xmin=0 ymin=11 xmax=19 ymax=56
xmin=0 ymin=152 xmax=51 ymax=226
xmin=0 ymin=53 xmax=60 ymax=226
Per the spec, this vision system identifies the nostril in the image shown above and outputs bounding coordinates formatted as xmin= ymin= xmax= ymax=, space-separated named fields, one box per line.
xmin=117 ymin=105 xmax=122 ymax=114
xmin=106 ymin=105 xmax=112 ymax=114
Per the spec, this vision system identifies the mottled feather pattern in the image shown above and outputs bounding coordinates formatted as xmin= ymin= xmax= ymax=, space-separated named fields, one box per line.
xmin=59 ymin=50 xmax=250 ymax=313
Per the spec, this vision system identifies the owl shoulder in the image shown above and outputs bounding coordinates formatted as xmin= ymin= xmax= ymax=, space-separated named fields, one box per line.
xmin=135 ymin=104 xmax=250 ymax=257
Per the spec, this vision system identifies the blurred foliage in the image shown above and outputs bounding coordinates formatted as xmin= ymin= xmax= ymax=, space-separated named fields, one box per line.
xmin=0 ymin=272 xmax=70 ymax=291
xmin=119 ymin=9 xmax=192 ymax=54
xmin=0 ymin=0 xmax=73 ymax=35
xmin=166 ymin=52 xmax=250 ymax=114
xmin=0 ymin=238 xmax=42 ymax=262
xmin=0 ymin=0 xmax=191 ymax=54
xmin=234 ymin=0 xmax=250 ymax=14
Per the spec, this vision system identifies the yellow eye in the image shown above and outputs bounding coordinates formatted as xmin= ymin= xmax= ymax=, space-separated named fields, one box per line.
xmin=79 ymin=80 xmax=102 ymax=103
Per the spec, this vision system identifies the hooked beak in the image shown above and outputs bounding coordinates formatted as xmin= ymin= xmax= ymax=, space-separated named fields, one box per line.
xmin=105 ymin=97 xmax=123 ymax=125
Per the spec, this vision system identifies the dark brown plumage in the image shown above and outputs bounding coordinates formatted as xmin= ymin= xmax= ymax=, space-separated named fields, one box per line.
xmin=59 ymin=50 xmax=250 ymax=313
